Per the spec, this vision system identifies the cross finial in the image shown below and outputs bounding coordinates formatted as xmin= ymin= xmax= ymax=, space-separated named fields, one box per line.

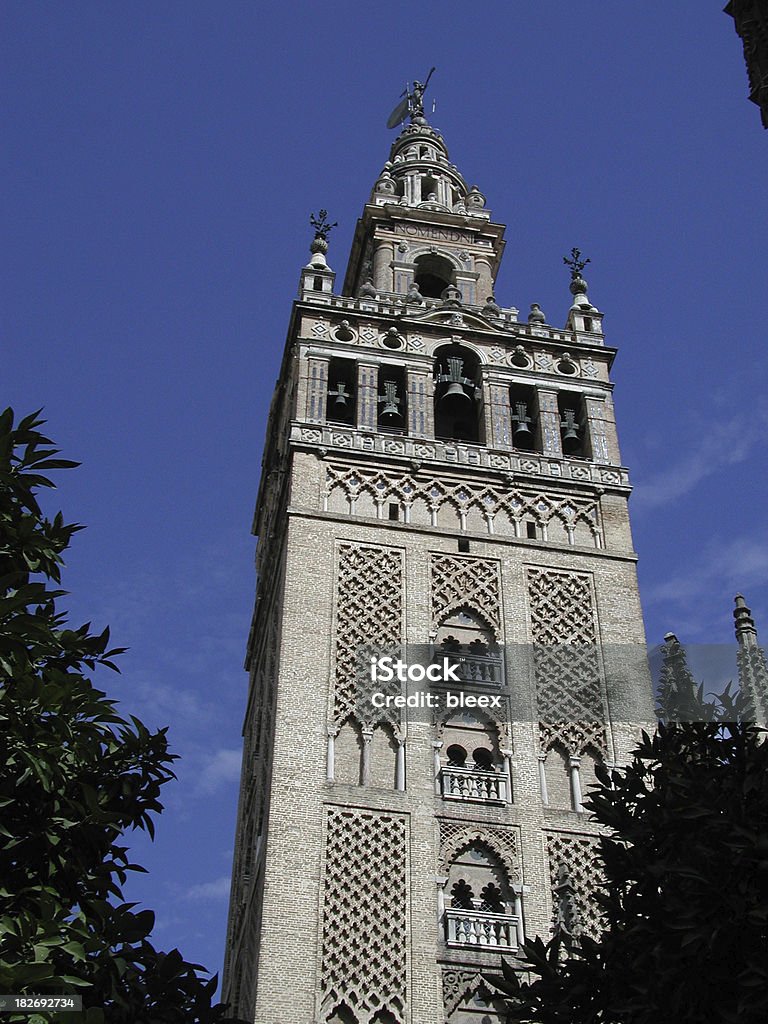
xmin=563 ymin=247 xmax=591 ymax=278
xmin=309 ymin=209 xmax=338 ymax=240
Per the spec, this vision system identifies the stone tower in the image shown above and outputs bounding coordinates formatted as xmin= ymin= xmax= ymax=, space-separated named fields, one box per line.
xmin=222 ymin=94 xmax=654 ymax=1024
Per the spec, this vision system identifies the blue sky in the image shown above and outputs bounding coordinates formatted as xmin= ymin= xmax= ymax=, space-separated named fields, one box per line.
xmin=3 ymin=1 xmax=766 ymax=994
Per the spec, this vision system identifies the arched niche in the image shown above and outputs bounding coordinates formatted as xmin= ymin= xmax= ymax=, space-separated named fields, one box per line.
xmin=433 ymin=344 xmax=483 ymax=444
xmin=414 ymin=252 xmax=455 ymax=298
xmin=334 ymin=718 xmax=363 ymax=785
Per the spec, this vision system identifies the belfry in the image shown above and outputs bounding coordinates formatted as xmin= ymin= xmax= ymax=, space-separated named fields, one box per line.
xmin=222 ymin=83 xmax=654 ymax=1023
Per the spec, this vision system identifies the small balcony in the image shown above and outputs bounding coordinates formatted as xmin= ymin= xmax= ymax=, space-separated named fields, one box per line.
xmin=445 ymin=907 xmax=520 ymax=950
xmin=433 ymin=651 xmax=504 ymax=687
xmin=441 ymin=765 xmax=508 ymax=804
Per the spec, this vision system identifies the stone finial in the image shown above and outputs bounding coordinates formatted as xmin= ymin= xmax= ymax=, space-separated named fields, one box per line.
xmin=482 ymin=295 xmax=501 ymax=316
xmin=406 ymin=281 xmax=424 ymax=304
xmin=528 ymin=302 xmax=546 ymax=324
xmin=440 ymin=284 xmax=463 ymax=308
xmin=564 ymin=247 xmax=596 ymax=311
xmin=308 ymin=210 xmax=337 ymax=268
xmin=359 ymin=279 xmax=377 ymax=298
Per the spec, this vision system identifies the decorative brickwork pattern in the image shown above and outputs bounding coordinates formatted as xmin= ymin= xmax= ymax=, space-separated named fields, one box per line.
xmin=545 ymin=832 xmax=605 ymax=940
xmin=441 ymin=969 xmax=488 ymax=1018
xmin=326 ymin=465 xmax=601 ymax=546
xmin=438 ymin=820 xmax=519 ymax=883
xmin=431 ymin=554 xmax=502 ymax=638
xmin=527 ymin=567 xmax=607 ymax=755
xmin=333 ymin=543 xmax=404 ymax=729
xmin=320 ymin=808 xmax=408 ymax=1023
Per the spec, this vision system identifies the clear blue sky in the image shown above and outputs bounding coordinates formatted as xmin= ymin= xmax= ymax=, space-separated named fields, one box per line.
xmin=3 ymin=1 xmax=766 ymax=994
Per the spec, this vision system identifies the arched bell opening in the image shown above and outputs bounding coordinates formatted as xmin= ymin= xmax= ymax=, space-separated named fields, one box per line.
xmin=557 ymin=390 xmax=589 ymax=458
xmin=509 ymin=382 xmax=540 ymax=452
xmin=326 ymin=357 xmax=356 ymax=425
xmin=414 ymin=253 xmax=454 ymax=299
xmin=377 ymin=364 xmax=407 ymax=434
xmin=434 ymin=344 xmax=482 ymax=443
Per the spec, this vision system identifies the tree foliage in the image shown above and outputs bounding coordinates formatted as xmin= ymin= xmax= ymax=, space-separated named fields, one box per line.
xmin=0 ymin=409 xmax=243 ymax=1023
xmin=494 ymin=686 xmax=768 ymax=1024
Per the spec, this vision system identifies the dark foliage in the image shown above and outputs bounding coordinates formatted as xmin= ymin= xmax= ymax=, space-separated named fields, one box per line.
xmin=493 ymin=687 xmax=768 ymax=1024
xmin=0 ymin=409 xmax=244 ymax=1023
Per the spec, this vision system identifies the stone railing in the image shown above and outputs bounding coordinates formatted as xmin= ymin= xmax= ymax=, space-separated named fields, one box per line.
xmin=435 ymin=651 xmax=504 ymax=687
xmin=445 ymin=908 xmax=519 ymax=950
xmin=441 ymin=766 xmax=508 ymax=804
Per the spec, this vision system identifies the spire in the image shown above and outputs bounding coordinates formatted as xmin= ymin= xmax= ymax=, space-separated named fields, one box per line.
xmin=734 ymin=594 xmax=768 ymax=725
xmin=657 ymin=633 xmax=700 ymax=722
xmin=371 ymin=81 xmax=489 ymax=218
xmin=342 ymin=82 xmax=506 ymax=302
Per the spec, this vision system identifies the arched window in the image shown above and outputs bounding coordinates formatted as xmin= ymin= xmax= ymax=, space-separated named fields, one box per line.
xmin=434 ymin=608 xmax=502 ymax=686
xmin=444 ymin=841 xmax=519 ymax=951
xmin=414 ymin=253 xmax=454 ymax=298
xmin=440 ymin=708 xmax=508 ymax=803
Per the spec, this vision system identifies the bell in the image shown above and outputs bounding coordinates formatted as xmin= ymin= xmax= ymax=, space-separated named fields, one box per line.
xmin=561 ymin=409 xmax=580 ymax=453
xmin=440 ymin=380 xmax=472 ymax=406
xmin=512 ymin=400 xmax=532 ymax=438
xmin=437 ymin=356 xmax=473 ymax=409
xmin=329 ymin=381 xmax=349 ymax=411
xmin=378 ymin=381 xmax=403 ymax=425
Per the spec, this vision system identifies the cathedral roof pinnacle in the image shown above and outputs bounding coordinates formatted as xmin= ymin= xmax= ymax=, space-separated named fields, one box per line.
xmin=734 ymin=593 xmax=759 ymax=646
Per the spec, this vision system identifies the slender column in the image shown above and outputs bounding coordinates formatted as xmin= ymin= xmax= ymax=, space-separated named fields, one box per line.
xmin=568 ymin=755 xmax=583 ymax=811
xmin=512 ymin=886 xmax=525 ymax=948
xmin=538 ymin=753 xmax=549 ymax=806
xmin=326 ymin=728 xmax=336 ymax=783
xmin=436 ymin=877 xmax=448 ymax=921
xmin=432 ymin=741 xmax=443 ymax=795
xmin=361 ymin=730 xmax=373 ymax=786
xmin=373 ymin=239 xmax=393 ymax=292
xmin=501 ymin=748 xmax=513 ymax=804
xmin=356 ymin=362 xmax=379 ymax=432
xmin=395 ymin=739 xmax=406 ymax=791
xmin=476 ymin=256 xmax=494 ymax=302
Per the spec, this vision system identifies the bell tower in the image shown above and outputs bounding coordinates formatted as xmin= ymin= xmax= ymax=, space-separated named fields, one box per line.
xmin=223 ymin=88 xmax=653 ymax=1024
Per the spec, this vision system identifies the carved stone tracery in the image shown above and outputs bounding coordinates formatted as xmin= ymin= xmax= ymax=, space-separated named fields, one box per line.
xmin=326 ymin=465 xmax=601 ymax=547
xmin=527 ymin=567 xmax=607 ymax=756
xmin=545 ymin=832 xmax=605 ymax=940
xmin=438 ymin=820 xmax=519 ymax=883
xmin=321 ymin=808 xmax=408 ymax=1023
xmin=431 ymin=554 xmax=502 ymax=639
xmin=333 ymin=543 xmax=404 ymax=730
